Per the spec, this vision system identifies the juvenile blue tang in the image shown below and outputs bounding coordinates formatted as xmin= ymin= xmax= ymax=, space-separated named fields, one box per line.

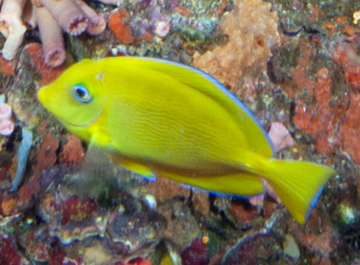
xmin=37 ymin=56 xmax=336 ymax=224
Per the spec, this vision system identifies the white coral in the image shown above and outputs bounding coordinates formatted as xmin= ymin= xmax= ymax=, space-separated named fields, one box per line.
xmin=0 ymin=0 xmax=27 ymax=60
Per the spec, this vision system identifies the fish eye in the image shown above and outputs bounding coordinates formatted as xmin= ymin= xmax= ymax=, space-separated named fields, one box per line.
xmin=73 ymin=85 xmax=91 ymax=103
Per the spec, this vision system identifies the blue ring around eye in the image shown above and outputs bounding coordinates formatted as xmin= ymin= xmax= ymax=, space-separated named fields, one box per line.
xmin=73 ymin=85 xmax=91 ymax=103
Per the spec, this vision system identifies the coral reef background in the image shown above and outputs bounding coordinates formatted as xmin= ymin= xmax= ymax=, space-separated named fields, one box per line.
xmin=0 ymin=0 xmax=360 ymax=264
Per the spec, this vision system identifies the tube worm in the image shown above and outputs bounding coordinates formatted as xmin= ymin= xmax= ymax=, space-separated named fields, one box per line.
xmin=34 ymin=5 xmax=66 ymax=67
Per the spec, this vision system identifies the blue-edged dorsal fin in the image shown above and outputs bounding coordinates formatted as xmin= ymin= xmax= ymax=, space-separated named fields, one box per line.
xmin=126 ymin=57 xmax=275 ymax=157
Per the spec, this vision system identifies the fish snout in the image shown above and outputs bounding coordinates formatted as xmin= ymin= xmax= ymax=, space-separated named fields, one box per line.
xmin=37 ymin=86 xmax=47 ymax=105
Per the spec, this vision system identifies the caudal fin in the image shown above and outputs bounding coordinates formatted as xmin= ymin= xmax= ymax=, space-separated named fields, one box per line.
xmin=264 ymin=159 xmax=336 ymax=224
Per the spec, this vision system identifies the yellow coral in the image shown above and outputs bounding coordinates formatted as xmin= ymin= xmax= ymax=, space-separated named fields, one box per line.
xmin=353 ymin=10 xmax=360 ymax=24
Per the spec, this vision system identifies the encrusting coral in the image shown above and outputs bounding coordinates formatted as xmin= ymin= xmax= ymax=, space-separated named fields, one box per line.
xmin=193 ymin=0 xmax=280 ymax=90
xmin=0 ymin=0 xmax=107 ymax=67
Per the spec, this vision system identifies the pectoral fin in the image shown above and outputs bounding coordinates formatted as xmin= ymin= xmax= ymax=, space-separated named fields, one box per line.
xmin=66 ymin=143 xmax=118 ymax=198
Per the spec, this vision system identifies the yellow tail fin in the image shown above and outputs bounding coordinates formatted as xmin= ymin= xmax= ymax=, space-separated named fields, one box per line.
xmin=263 ymin=159 xmax=336 ymax=224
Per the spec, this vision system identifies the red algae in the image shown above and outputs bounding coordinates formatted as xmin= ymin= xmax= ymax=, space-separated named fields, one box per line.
xmin=19 ymin=133 xmax=59 ymax=203
xmin=25 ymin=43 xmax=66 ymax=86
xmin=181 ymin=238 xmax=209 ymax=265
xmin=59 ymin=134 xmax=84 ymax=165
xmin=53 ymin=196 xmax=98 ymax=225
xmin=288 ymin=209 xmax=336 ymax=263
xmin=263 ymin=200 xmax=277 ymax=219
xmin=59 ymin=196 xmax=79 ymax=226
xmin=339 ymin=94 xmax=360 ymax=164
xmin=330 ymin=40 xmax=360 ymax=163
xmin=291 ymin=223 xmax=333 ymax=260
xmin=293 ymin=67 xmax=341 ymax=154
xmin=291 ymin=43 xmax=348 ymax=155
xmin=230 ymin=200 xmax=257 ymax=222
xmin=49 ymin=249 xmax=66 ymax=265
xmin=136 ymin=31 xmax=153 ymax=42
xmin=79 ymin=198 xmax=97 ymax=215
xmin=0 ymin=236 xmax=22 ymax=265
xmin=115 ymin=259 xmax=152 ymax=265
xmin=289 ymin=44 xmax=314 ymax=97
xmin=109 ymin=9 xmax=135 ymax=44
xmin=146 ymin=173 xmax=190 ymax=202
xmin=345 ymin=66 xmax=360 ymax=93
xmin=20 ymin=227 xmax=52 ymax=263
xmin=0 ymin=54 xmax=14 ymax=75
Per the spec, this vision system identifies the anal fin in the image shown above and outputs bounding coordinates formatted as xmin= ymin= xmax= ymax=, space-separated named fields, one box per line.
xmin=155 ymin=169 xmax=263 ymax=197
xmin=110 ymin=155 xmax=156 ymax=180
xmin=121 ymin=160 xmax=156 ymax=181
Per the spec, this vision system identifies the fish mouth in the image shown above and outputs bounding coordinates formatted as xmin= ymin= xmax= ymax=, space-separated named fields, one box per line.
xmin=55 ymin=108 xmax=104 ymax=129
xmin=56 ymin=116 xmax=84 ymax=128
xmin=37 ymin=87 xmax=47 ymax=105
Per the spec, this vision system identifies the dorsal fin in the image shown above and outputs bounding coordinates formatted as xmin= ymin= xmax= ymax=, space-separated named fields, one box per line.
xmin=121 ymin=57 xmax=275 ymax=157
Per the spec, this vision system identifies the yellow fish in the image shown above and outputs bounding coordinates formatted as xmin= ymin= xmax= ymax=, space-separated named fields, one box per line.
xmin=37 ymin=57 xmax=335 ymax=224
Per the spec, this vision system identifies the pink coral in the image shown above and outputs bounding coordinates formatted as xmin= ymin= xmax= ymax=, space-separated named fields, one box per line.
xmin=249 ymin=179 xmax=280 ymax=207
xmin=154 ymin=20 xmax=170 ymax=38
xmin=0 ymin=101 xmax=14 ymax=136
xmin=33 ymin=0 xmax=105 ymax=36
xmin=39 ymin=0 xmax=88 ymax=35
xmin=34 ymin=5 xmax=66 ymax=67
xmin=0 ymin=102 xmax=11 ymax=120
xmin=268 ymin=122 xmax=294 ymax=152
xmin=248 ymin=123 xmax=293 ymax=207
xmin=75 ymin=0 xmax=106 ymax=35
xmin=0 ymin=118 xmax=14 ymax=136
xmin=0 ymin=0 xmax=107 ymax=67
